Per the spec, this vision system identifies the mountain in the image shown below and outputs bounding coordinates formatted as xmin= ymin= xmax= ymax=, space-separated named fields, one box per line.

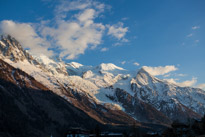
xmin=0 ymin=58 xmax=100 ymax=137
xmin=0 ymin=35 xmax=205 ymax=136
xmin=131 ymin=68 xmax=204 ymax=121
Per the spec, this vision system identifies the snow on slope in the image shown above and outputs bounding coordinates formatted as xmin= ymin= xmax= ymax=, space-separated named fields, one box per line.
xmin=97 ymin=63 xmax=125 ymax=71
xmin=1 ymin=35 xmax=205 ymax=120
xmin=34 ymin=54 xmax=68 ymax=76
xmin=0 ymin=36 xmax=128 ymax=110
xmin=67 ymin=62 xmax=83 ymax=69
xmin=131 ymin=68 xmax=205 ymax=115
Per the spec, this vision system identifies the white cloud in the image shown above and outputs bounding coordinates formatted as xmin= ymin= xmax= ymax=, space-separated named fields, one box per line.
xmin=0 ymin=0 xmax=129 ymax=60
xmin=0 ymin=20 xmax=53 ymax=56
xmin=113 ymin=42 xmax=122 ymax=46
xmin=122 ymin=38 xmax=129 ymax=42
xmin=107 ymin=22 xmax=128 ymax=40
xmin=101 ymin=47 xmax=108 ymax=52
xmin=121 ymin=61 xmax=126 ymax=65
xmin=165 ymin=77 xmax=197 ymax=87
xmin=143 ymin=65 xmax=178 ymax=76
xmin=163 ymin=74 xmax=171 ymax=77
xmin=54 ymin=0 xmax=92 ymax=20
xmin=164 ymin=78 xmax=179 ymax=84
xmin=177 ymin=77 xmax=197 ymax=87
xmin=77 ymin=9 xmax=95 ymax=22
xmin=187 ymin=33 xmax=193 ymax=37
xmin=195 ymin=40 xmax=199 ymax=43
xmin=163 ymin=73 xmax=186 ymax=78
xmin=42 ymin=20 xmax=105 ymax=59
xmin=197 ymin=83 xmax=205 ymax=90
xmin=42 ymin=0 xmax=127 ymax=59
xmin=54 ymin=0 xmax=105 ymax=20
xmin=133 ymin=62 xmax=140 ymax=66
xmin=177 ymin=73 xmax=187 ymax=77
xmin=192 ymin=26 xmax=200 ymax=30
xmin=41 ymin=1 xmax=106 ymax=59
xmin=121 ymin=17 xmax=128 ymax=21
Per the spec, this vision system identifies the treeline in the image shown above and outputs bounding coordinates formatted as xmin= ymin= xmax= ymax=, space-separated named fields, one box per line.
xmin=162 ymin=115 xmax=205 ymax=137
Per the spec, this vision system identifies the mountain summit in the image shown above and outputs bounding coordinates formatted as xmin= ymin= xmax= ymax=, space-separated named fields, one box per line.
xmin=0 ymin=35 xmax=35 ymax=63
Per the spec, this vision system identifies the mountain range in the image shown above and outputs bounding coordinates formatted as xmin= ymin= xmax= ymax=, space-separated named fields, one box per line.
xmin=0 ymin=35 xmax=205 ymax=137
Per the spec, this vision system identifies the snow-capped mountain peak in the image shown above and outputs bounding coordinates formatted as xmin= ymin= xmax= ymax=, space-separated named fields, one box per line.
xmin=67 ymin=62 xmax=84 ymax=69
xmin=0 ymin=35 xmax=34 ymax=63
xmin=97 ymin=63 xmax=125 ymax=71
xmin=136 ymin=67 xmax=161 ymax=85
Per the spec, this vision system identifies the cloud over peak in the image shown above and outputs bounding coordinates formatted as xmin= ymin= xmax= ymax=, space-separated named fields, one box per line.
xmin=142 ymin=65 xmax=178 ymax=76
xmin=0 ymin=20 xmax=53 ymax=56
xmin=165 ymin=77 xmax=197 ymax=87
xmin=197 ymin=83 xmax=205 ymax=90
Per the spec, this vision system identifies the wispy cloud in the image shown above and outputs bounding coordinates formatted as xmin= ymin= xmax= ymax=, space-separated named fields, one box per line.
xmin=165 ymin=77 xmax=197 ymax=87
xmin=121 ymin=61 xmax=126 ymax=65
xmin=101 ymin=47 xmax=108 ymax=52
xmin=121 ymin=17 xmax=128 ymax=21
xmin=192 ymin=26 xmax=200 ymax=30
xmin=177 ymin=73 xmax=187 ymax=77
xmin=143 ymin=65 xmax=178 ymax=76
xmin=133 ymin=62 xmax=140 ymax=66
xmin=197 ymin=83 xmax=205 ymax=90
xmin=107 ymin=22 xmax=128 ymax=40
xmin=113 ymin=42 xmax=122 ymax=46
xmin=187 ymin=33 xmax=193 ymax=37
xmin=163 ymin=73 xmax=186 ymax=78
xmin=163 ymin=74 xmax=171 ymax=77
xmin=54 ymin=0 xmax=93 ymax=20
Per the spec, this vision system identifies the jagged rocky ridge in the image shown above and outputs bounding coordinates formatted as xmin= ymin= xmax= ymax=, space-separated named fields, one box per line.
xmin=0 ymin=35 xmax=205 ymax=129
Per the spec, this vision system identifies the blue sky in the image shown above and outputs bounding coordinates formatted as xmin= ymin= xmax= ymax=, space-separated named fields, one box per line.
xmin=0 ymin=0 xmax=205 ymax=89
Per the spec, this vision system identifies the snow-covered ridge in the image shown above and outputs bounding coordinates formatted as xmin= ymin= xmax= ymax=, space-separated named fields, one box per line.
xmin=1 ymin=35 xmax=205 ymax=123
xmin=97 ymin=63 xmax=125 ymax=71
xmin=34 ymin=54 xmax=68 ymax=76
xmin=0 ymin=35 xmax=129 ymax=109
xmin=131 ymin=68 xmax=205 ymax=116
xmin=67 ymin=62 xmax=83 ymax=69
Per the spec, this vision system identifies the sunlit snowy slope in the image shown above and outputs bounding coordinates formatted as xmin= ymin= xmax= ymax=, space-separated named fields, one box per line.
xmin=1 ymin=35 xmax=204 ymax=125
